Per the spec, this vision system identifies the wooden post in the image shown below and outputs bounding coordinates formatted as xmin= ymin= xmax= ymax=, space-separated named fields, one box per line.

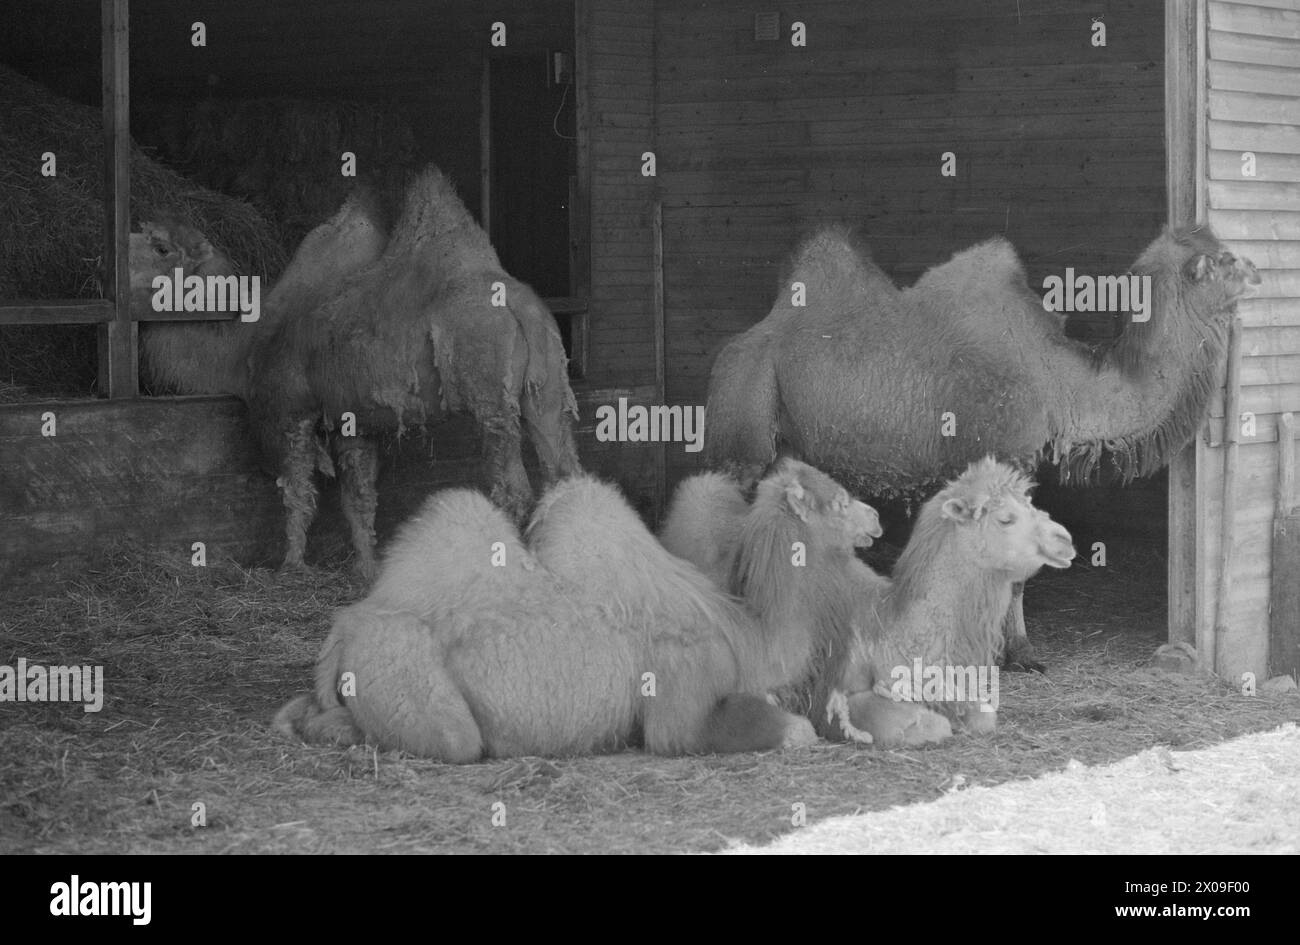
xmin=480 ymin=55 xmax=491 ymax=235
xmin=1270 ymin=413 xmax=1300 ymax=681
xmin=1164 ymin=0 xmax=1205 ymax=650
xmin=97 ymin=0 xmax=136 ymax=399
xmin=1208 ymin=315 xmax=1244 ymax=673
xmin=652 ymin=200 xmax=666 ymax=521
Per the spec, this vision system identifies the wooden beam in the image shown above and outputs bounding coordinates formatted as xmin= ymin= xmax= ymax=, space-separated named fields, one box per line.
xmin=0 ymin=301 xmax=114 ymax=325
xmin=97 ymin=0 xmax=136 ymax=399
xmin=653 ymin=199 xmax=666 ymax=521
xmin=1166 ymin=0 xmax=1207 ymax=651
xmin=573 ymin=0 xmax=593 ymax=378
xmin=480 ymin=54 xmax=491 ymax=235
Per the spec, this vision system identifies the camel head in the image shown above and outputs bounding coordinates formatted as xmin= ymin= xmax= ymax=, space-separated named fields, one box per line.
xmin=930 ymin=457 xmax=1075 ymax=581
xmin=128 ymin=215 xmax=236 ymax=291
xmin=759 ymin=456 xmax=883 ymax=550
xmin=1135 ymin=225 xmax=1262 ymax=326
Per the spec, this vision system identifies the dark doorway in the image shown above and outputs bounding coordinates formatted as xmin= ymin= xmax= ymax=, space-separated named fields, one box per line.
xmin=488 ymin=54 xmax=574 ymax=298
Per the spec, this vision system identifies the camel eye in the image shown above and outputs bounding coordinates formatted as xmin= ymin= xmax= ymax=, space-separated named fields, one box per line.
xmin=996 ymin=511 xmax=1016 ymax=526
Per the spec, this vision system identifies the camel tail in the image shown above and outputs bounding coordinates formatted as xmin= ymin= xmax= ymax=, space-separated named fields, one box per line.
xmin=703 ymin=334 xmax=780 ymax=477
xmin=272 ymin=694 xmax=364 ymax=747
xmin=273 ymin=608 xmax=366 ymax=748
xmin=512 ymin=289 xmax=582 ymax=481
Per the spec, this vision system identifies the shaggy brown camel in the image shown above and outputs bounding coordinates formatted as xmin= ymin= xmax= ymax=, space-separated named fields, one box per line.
xmin=663 ymin=457 xmax=1076 ymax=747
xmin=274 ymin=463 xmax=881 ymax=760
xmin=248 ymin=165 xmax=581 ymax=580
xmin=704 ymin=225 xmax=1259 ymax=671
xmin=128 ymin=191 xmax=389 ymax=572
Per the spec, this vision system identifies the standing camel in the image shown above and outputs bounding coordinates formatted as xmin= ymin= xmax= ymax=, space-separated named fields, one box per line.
xmin=247 ymin=165 xmax=581 ymax=579
xmin=128 ymin=189 xmax=390 ymax=572
xmin=704 ymin=225 xmax=1259 ymax=670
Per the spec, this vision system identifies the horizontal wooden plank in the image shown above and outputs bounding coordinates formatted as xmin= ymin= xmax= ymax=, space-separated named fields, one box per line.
xmin=0 ymin=300 xmax=113 ymax=326
xmin=1209 ymin=28 xmax=1300 ymax=67
xmin=1208 ymin=119 xmax=1300 ymax=153
xmin=1208 ymin=209 xmax=1300 ymax=240
xmin=1209 ymin=149 xmax=1300 ymax=182
xmin=1211 ymin=382 xmax=1300 ymax=417
xmin=1219 ymin=240 xmax=1300 ymax=269
xmin=1238 ymin=297 xmax=1300 ymax=326
xmin=1209 ymin=58 xmax=1300 ymax=94
xmin=1210 ymin=180 xmax=1300 ymax=211
xmin=1208 ymin=89 xmax=1300 ymax=125
xmin=1208 ymin=1 xmax=1300 ymax=40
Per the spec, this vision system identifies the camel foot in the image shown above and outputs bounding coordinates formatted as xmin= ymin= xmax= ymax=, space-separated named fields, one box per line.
xmin=1001 ymin=637 xmax=1045 ymax=674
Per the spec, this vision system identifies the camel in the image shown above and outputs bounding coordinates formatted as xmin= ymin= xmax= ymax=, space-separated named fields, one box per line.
xmin=275 ymin=462 xmax=882 ymax=760
xmin=247 ymin=165 xmax=581 ymax=580
xmin=128 ymin=191 xmax=389 ymax=573
xmin=704 ymin=224 xmax=1260 ymax=671
xmin=663 ymin=457 xmax=1076 ymax=747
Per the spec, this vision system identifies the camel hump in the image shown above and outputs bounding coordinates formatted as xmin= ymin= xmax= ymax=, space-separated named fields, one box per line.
xmin=782 ymin=226 xmax=884 ymax=290
xmin=920 ymin=236 xmax=1028 ymax=293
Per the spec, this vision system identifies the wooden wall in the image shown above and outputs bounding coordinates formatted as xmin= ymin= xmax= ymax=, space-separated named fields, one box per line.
xmin=578 ymin=0 xmax=659 ymax=392
xmin=0 ymin=398 xmax=281 ymax=590
xmin=0 ymin=389 xmax=658 ymax=589
xmin=652 ymin=0 xmax=1169 ymax=486
xmin=1196 ymin=0 xmax=1300 ymax=680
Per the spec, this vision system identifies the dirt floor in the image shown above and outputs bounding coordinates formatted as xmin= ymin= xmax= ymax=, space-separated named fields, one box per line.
xmin=2 ymin=540 xmax=1297 ymax=855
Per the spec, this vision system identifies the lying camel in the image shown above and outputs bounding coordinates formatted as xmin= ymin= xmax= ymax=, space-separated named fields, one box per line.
xmin=275 ymin=461 xmax=881 ymax=760
xmin=662 ymin=457 xmax=1075 ymax=747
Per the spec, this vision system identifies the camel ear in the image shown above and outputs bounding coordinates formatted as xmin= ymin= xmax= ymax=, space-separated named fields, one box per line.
xmin=784 ymin=480 xmax=812 ymax=521
xmin=1184 ymin=253 xmax=1217 ymax=283
xmin=941 ymin=497 xmax=986 ymax=523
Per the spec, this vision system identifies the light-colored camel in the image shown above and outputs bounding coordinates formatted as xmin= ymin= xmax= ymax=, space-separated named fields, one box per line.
xmin=275 ymin=462 xmax=881 ymax=760
xmin=248 ymin=165 xmax=581 ymax=580
xmin=663 ymin=457 xmax=1075 ymax=746
xmin=704 ymin=224 xmax=1259 ymax=670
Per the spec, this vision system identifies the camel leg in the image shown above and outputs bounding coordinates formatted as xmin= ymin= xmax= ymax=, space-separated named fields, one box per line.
xmin=279 ymin=418 xmax=320 ymax=572
xmin=520 ymin=379 xmax=581 ymax=484
xmin=1000 ymin=583 xmax=1045 ymax=673
xmin=478 ymin=411 xmax=533 ymax=521
xmin=337 ymin=436 xmax=380 ymax=581
xmin=699 ymin=693 xmax=817 ymax=753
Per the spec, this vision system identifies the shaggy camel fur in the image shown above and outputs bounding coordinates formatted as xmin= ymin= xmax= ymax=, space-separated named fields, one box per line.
xmin=129 ymin=191 xmax=390 ymax=571
xmin=663 ymin=457 xmax=1075 ymax=747
xmin=275 ymin=464 xmax=882 ymax=760
xmin=248 ymin=165 xmax=580 ymax=580
xmin=129 ymin=187 xmax=387 ymax=399
xmin=704 ymin=224 xmax=1259 ymax=671
xmin=828 ymin=458 xmax=1076 ymax=746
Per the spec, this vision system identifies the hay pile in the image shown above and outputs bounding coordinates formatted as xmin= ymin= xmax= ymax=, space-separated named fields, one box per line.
xmin=135 ymin=97 xmax=419 ymax=247
xmin=0 ymin=64 xmax=287 ymax=396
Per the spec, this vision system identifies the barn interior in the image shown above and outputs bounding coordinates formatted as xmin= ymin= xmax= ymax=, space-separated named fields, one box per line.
xmin=2 ymin=0 xmax=1297 ymax=856
xmin=2 ymin=0 xmax=1170 ymax=601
